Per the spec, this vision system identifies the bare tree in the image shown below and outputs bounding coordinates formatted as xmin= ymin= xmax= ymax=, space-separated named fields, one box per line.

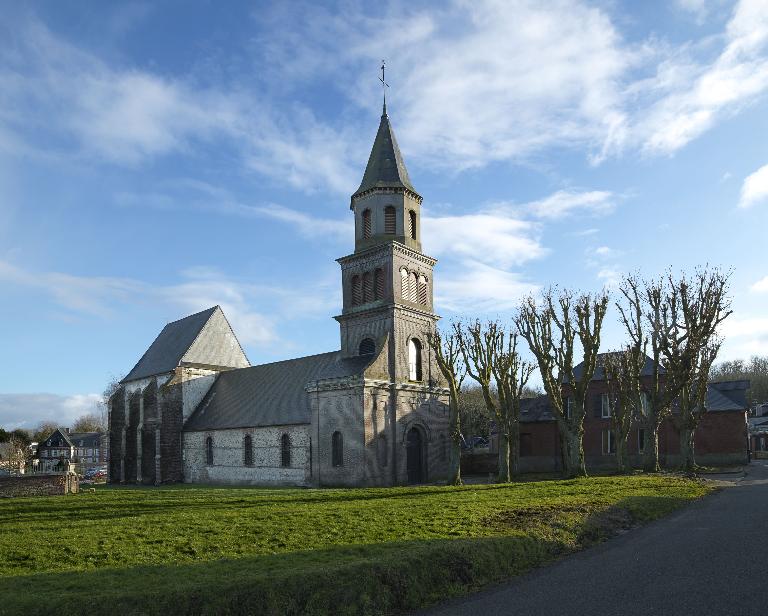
xmin=659 ymin=269 xmax=732 ymax=473
xmin=461 ymin=321 xmax=535 ymax=482
xmin=72 ymin=413 xmax=106 ymax=433
xmin=603 ymin=350 xmax=643 ymax=473
xmin=426 ymin=322 xmax=466 ymax=486
xmin=515 ymin=289 xmax=609 ymax=478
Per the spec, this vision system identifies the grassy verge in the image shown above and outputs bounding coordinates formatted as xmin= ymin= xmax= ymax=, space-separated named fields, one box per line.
xmin=0 ymin=474 xmax=711 ymax=615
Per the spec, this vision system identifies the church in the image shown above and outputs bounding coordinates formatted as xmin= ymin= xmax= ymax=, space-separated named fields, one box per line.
xmin=107 ymin=104 xmax=451 ymax=487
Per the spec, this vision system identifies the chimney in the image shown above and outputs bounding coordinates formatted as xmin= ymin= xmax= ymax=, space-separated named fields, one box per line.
xmin=65 ymin=427 xmax=70 ymax=434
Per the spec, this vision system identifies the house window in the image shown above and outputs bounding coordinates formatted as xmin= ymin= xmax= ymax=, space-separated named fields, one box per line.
xmin=359 ymin=338 xmax=375 ymax=356
xmin=601 ymin=393 xmax=611 ymax=418
xmin=332 ymin=431 xmax=344 ymax=467
xmin=408 ymin=338 xmax=423 ymax=381
xmin=374 ymin=268 xmax=384 ymax=300
xmin=640 ymin=391 xmax=651 ymax=416
xmin=384 ymin=205 xmax=396 ymax=234
xmin=520 ymin=433 xmax=533 ymax=457
xmin=351 ymin=275 xmax=362 ymax=306
xmin=602 ymin=429 xmax=616 ymax=455
xmin=362 ymin=209 xmax=372 ymax=238
xmin=243 ymin=434 xmax=253 ymax=466
xmin=409 ymin=210 xmax=417 ymax=239
xmin=205 ymin=436 xmax=213 ymax=466
xmin=565 ymin=397 xmax=573 ymax=419
xmin=638 ymin=428 xmax=646 ymax=454
xmin=362 ymin=271 xmax=373 ymax=303
xmin=281 ymin=433 xmax=291 ymax=468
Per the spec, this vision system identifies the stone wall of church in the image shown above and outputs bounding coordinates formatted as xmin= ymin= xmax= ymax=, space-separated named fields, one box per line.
xmin=182 ymin=425 xmax=310 ymax=486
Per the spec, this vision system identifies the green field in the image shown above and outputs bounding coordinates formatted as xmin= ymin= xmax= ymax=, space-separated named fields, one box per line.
xmin=0 ymin=475 xmax=711 ymax=615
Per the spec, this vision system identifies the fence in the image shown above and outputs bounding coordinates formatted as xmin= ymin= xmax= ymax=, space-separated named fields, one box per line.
xmin=0 ymin=459 xmax=106 ymax=478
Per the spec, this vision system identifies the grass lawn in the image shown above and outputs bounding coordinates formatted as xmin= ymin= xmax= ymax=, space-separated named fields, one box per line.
xmin=0 ymin=475 xmax=711 ymax=615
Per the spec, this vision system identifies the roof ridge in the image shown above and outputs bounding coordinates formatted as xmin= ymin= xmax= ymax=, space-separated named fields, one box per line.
xmin=239 ymin=350 xmax=340 ymax=372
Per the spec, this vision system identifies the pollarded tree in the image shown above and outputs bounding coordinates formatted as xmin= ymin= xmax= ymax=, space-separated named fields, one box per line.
xmin=659 ymin=269 xmax=732 ymax=473
xmin=426 ymin=322 xmax=466 ymax=486
xmin=515 ymin=288 xmax=609 ymax=478
xmin=603 ymin=349 xmax=644 ymax=473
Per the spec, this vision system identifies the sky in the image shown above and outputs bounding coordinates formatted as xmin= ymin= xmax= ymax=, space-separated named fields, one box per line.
xmin=2 ymin=0 xmax=768 ymax=431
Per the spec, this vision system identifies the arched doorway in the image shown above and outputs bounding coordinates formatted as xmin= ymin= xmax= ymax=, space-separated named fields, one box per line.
xmin=406 ymin=427 xmax=425 ymax=484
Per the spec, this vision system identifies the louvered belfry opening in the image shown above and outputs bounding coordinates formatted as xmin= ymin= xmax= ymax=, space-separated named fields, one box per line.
xmin=409 ymin=210 xmax=417 ymax=239
xmin=351 ymin=275 xmax=362 ymax=306
xmin=362 ymin=209 xmax=372 ymax=238
xmin=384 ymin=205 xmax=396 ymax=234
xmin=417 ymin=275 xmax=428 ymax=305
xmin=374 ymin=268 xmax=384 ymax=299
xmin=362 ymin=271 xmax=373 ymax=303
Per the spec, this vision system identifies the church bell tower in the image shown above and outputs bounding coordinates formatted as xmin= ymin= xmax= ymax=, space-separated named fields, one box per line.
xmin=335 ymin=101 xmax=439 ymax=386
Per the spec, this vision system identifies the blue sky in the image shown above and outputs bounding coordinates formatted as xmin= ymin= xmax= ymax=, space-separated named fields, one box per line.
xmin=2 ymin=0 xmax=768 ymax=430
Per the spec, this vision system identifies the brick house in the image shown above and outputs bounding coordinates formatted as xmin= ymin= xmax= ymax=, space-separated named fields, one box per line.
xmin=37 ymin=428 xmax=105 ymax=466
xmin=490 ymin=356 xmax=750 ymax=473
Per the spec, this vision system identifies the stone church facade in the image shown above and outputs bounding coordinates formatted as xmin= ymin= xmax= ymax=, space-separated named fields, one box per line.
xmin=108 ymin=106 xmax=451 ymax=487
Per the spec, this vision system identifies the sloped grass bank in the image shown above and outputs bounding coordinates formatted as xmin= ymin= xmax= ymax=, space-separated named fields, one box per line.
xmin=0 ymin=475 xmax=710 ymax=615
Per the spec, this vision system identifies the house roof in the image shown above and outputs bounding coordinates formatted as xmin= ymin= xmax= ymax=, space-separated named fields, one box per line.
xmin=706 ymin=380 xmax=750 ymax=412
xmin=122 ymin=306 xmax=250 ymax=383
xmin=520 ymin=395 xmax=556 ymax=423
xmin=183 ymin=351 xmax=372 ymax=431
xmin=67 ymin=433 xmax=101 ymax=448
xmin=570 ymin=352 xmax=661 ymax=382
xmin=352 ymin=109 xmax=416 ymax=200
xmin=39 ymin=428 xmax=72 ymax=447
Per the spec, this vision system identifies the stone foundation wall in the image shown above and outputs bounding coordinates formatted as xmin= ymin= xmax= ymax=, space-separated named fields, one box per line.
xmin=0 ymin=473 xmax=78 ymax=497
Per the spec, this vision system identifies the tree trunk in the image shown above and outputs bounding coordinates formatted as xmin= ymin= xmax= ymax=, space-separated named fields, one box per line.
xmin=560 ymin=427 xmax=587 ymax=478
xmin=447 ymin=391 xmax=462 ymax=486
xmin=497 ymin=432 xmax=511 ymax=482
xmin=615 ymin=432 xmax=629 ymax=474
xmin=678 ymin=427 xmax=696 ymax=474
xmin=643 ymin=422 xmax=661 ymax=473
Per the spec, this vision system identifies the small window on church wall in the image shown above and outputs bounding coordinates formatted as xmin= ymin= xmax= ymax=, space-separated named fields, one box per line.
xmin=205 ymin=436 xmax=213 ymax=466
xmin=408 ymin=338 xmax=423 ymax=381
xmin=362 ymin=271 xmax=373 ymax=303
xmin=374 ymin=268 xmax=384 ymax=299
xmin=244 ymin=434 xmax=253 ymax=466
xmin=362 ymin=209 xmax=372 ymax=239
xmin=408 ymin=272 xmax=418 ymax=302
xmin=378 ymin=434 xmax=388 ymax=467
xmin=332 ymin=431 xmax=344 ymax=467
xmin=400 ymin=268 xmax=409 ymax=299
xmin=281 ymin=433 xmax=291 ymax=468
xmin=409 ymin=210 xmax=417 ymax=240
xmin=359 ymin=338 xmax=375 ymax=356
xmin=418 ymin=275 xmax=428 ymax=305
xmin=384 ymin=206 xmax=396 ymax=234
xmin=351 ymin=275 xmax=362 ymax=306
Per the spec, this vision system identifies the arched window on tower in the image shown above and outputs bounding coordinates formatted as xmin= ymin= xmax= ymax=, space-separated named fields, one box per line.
xmin=374 ymin=268 xmax=384 ymax=300
xmin=409 ymin=210 xmax=417 ymax=240
xmin=205 ymin=436 xmax=213 ymax=466
xmin=332 ymin=431 xmax=344 ymax=467
xmin=418 ymin=275 xmax=428 ymax=305
xmin=281 ymin=433 xmax=291 ymax=468
xmin=384 ymin=205 xmax=396 ymax=234
xmin=351 ymin=275 xmax=362 ymax=306
xmin=243 ymin=434 xmax=253 ymax=466
xmin=362 ymin=209 xmax=372 ymax=239
xmin=400 ymin=268 xmax=409 ymax=299
xmin=408 ymin=271 xmax=418 ymax=302
xmin=362 ymin=271 xmax=373 ymax=303
xmin=359 ymin=338 xmax=375 ymax=356
xmin=408 ymin=338 xmax=423 ymax=381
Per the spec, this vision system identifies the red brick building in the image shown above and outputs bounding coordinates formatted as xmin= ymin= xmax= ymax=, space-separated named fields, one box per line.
xmin=509 ymin=359 xmax=751 ymax=473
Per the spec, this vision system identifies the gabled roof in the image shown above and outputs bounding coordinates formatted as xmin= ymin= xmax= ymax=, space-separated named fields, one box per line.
xmin=122 ymin=306 xmax=250 ymax=383
xmin=183 ymin=351 xmax=372 ymax=431
xmin=520 ymin=395 xmax=556 ymax=423
xmin=353 ymin=109 xmax=416 ymax=199
xmin=39 ymin=428 xmax=72 ymax=447
xmin=706 ymin=380 xmax=750 ymax=412
xmin=67 ymin=432 xmax=101 ymax=448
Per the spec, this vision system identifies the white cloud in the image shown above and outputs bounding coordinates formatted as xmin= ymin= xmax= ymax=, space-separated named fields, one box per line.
xmin=719 ymin=314 xmax=768 ymax=359
xmin=0 ymin=393 xmax=103 ymax=432
xmin=436 ymin=260 xmax=539 ymax=313
xmin=526 ymin=190 xmax=616 ymax=220
xmin=638 ymin=0 xmax=768 ymax=155
xmin=750 ymin=275 xmax=768 ymax=292
xmin=676 ymin=0 xmax=712 ymax=24
xmin=738 ymin=162 xmax=768 ymax=208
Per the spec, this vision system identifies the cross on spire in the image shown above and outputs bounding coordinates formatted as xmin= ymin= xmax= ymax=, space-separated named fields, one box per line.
xmin=380 ymin=60 xmax=389 ymax=115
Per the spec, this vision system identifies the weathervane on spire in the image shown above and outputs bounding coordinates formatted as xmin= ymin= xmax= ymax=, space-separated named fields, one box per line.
xmin=380 ymin=59 xmax=389 ymax=115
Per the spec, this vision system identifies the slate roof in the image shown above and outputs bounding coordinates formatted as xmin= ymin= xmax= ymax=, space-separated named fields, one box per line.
xmin=570 ymin=352 xmax=661 ymax=382
xmin=520 ymin=395 xmax=556 ymax=422
xmin=67 ymin=433 xmax=101 ymax=448
xmin=183 ymin=351 xmax=372 ymax=431
xmin=353 ymin=109 xmax=416 ymax=199
xmin=122 ymin=306 xmax=249 ymax=383
xmin=706 ymin=380 xmax=750 ymax=412
xmin=748 ymin=417 xmax=768 ymax=432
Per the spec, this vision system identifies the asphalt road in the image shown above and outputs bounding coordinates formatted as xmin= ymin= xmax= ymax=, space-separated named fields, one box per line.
xmin=417 ymin=462 xmax=768 ymax=616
